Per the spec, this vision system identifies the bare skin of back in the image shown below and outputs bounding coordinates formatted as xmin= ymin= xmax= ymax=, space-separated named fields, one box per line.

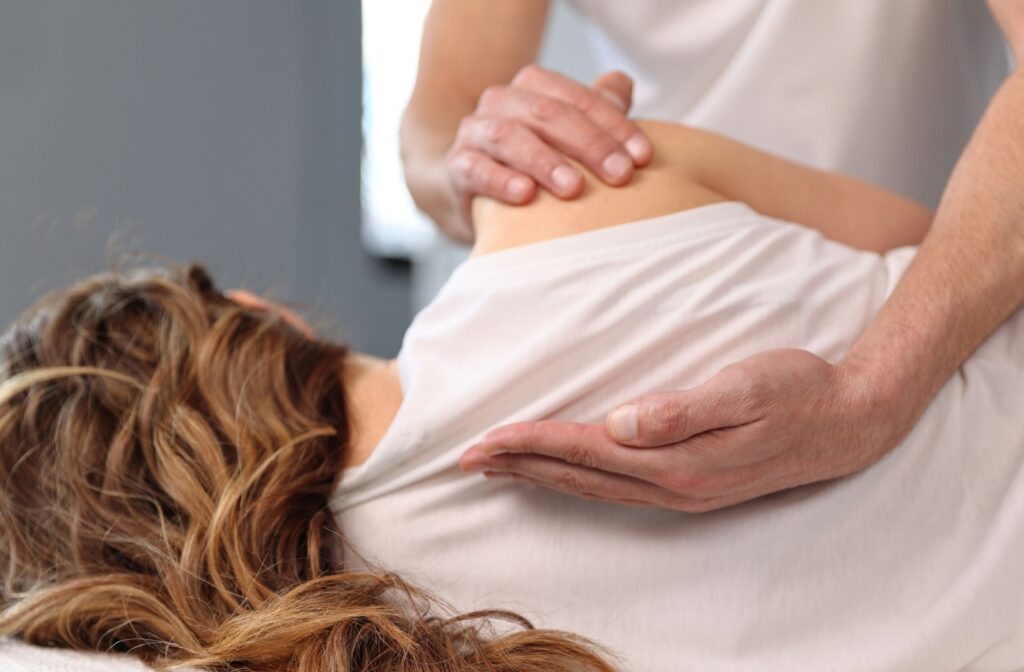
xmin=472 ymin=120 xmax=933 ymax=258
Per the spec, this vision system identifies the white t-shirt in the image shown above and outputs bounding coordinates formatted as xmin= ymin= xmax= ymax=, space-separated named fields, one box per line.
xmin=567 ymin=0 xmax=1010 ymax=206
xmin=332 ymin=203 xmax=1024 ymax=671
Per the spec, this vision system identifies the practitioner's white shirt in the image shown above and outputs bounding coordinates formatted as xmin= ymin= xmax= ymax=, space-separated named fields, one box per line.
xmin=332 ymin=203 xmax=1024 ymax=671
xmin=567 ymin=0 xmax=1010 ymax=207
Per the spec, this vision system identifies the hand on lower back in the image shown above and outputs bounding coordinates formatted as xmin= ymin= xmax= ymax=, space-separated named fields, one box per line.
xmin=460 ymin=349 xmax=915 ymax=512
xmin=445 ymin=65 xmax=654 ymax=240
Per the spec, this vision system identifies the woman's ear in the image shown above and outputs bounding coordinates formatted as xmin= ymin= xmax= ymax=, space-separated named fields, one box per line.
xmin=225 ymin=289 xmax=316 ymax=338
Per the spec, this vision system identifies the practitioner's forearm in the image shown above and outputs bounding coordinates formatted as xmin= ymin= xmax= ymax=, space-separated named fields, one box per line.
xmin=841 ymin=68 xmax=1024 ymax=423
xmin=400 ymin=0 xmax=549 ymax=242
xmin=401 ymin=110 xmax=471 ymax=239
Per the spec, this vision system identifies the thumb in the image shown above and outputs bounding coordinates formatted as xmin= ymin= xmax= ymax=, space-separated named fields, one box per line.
xmin=592 ymin=70 xmax=634 ymax=112
xmin=606 ymin=384 xmax=749 ymax=448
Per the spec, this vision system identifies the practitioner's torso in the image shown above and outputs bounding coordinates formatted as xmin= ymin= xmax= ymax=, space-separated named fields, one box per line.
xmin=566 ymin=0 xmax=1010 ymax=206
xmin=331 ymin=204 xmax=1024 ymax=671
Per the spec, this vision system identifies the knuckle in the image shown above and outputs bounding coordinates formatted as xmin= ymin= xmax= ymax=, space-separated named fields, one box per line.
xmin=445 ymin=148 xmax=477 ymax=182
xmin=564 ymin=424 xmax=598 ymax=468
xmin=643 ymin=397 xmax=689 ymax=440
xmin=513 ymin=63 xmax=544 ymax=86
xmin=566 ymin=88 xmax=596 ymax=113
xmin=523 ymin=145 xmax=558 ymax=174
xmin=530 ymin=95 xmax=568 ymax=122
xmin=553 ymin=469 xmax=586 ymax=493
xmin=562 ymin=444 xmax=593 ymax=469
xmin=484 ymin=117 xmax=516 ymax=147
xmin=477 ymin=85 xmax=506 ymax=111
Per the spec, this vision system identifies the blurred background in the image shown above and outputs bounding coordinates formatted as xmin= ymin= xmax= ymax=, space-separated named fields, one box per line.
xmin=0 ymin=0 xmax=596 ymax=357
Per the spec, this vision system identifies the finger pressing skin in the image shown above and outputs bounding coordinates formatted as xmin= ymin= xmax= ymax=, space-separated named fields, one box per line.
xmin=513 ymin=65 xmax=652 ymax=165
xmin=473 ymin=453 xmax=678 ymax=508
xmin=447 ymin=146 xmax=538 ymax=207
xmin=481 ymin=450 xmax=808 ymax=513
xmin=461 ymin=420 xmax=662 ymax=480
xmin=454 ymin=113 xmax=584 ymax=198
xmin=478 ymin=456 xmax=760 ymax=513
xmin=485 ymin=471 xmax=667 ymax=509
xmin=463 ymin=425 xmax=813 ymax=511
xmin=476 ymin=85 xmax=635 ymax=186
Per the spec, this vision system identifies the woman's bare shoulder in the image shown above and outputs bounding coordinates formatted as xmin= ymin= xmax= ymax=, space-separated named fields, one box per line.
xmin=470 ymin=120 xmax=729 ymax=256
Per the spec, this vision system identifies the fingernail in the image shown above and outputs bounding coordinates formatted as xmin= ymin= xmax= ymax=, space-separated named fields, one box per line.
xmin=469 ymin=438 xmax=507 ymax=457
xmin=479 ymin=443 xmax=507 ymax=457
xmin=602 ymin=152 xmax=632 ymax=180
xmin=608 ymin=404 xmax=638 ymax=441
xmin=625 ymin=134 xmax=652 ymax=162
xmin=508 ymin=176 xmax=532 ymax=201
xmin=551 ymin=165 xmax=581 ymax=193
xmin=598 ymin=89 xmax=628 ymax=111
xmin=461 ymin=447 xmax=490 ymax=471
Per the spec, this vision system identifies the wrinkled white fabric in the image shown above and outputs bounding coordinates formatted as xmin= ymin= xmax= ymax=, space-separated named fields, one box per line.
xmin=0 ymin=637 xmax=200 ymax=672
xmin=332 ymin=203 xmax=1024 ymax=671
xmin=567 ymin=0 xmax=1009 ymax=207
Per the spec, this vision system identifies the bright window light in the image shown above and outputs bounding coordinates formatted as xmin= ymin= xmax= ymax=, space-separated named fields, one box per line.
xmin=361 ymin=0 xmax=436 ymax=258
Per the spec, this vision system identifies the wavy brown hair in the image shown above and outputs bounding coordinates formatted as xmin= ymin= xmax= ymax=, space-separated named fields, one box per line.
xmin=0 ymin=264 xmax=614 ymax=671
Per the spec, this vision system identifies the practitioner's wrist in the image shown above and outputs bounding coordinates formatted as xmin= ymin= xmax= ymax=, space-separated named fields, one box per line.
xmin=833 ymin=345 xmax=932 ymax=462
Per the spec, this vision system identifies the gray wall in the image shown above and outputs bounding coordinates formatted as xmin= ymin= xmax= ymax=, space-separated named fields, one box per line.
xmin=0 ymin=0 xmax=411 ymax=357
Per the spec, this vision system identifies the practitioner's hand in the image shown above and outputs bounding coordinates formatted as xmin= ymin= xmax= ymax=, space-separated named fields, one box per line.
xmin=460 ymin=349 xmax=915 ymax=512
xmin=446 ymin=65 xmax=654 ymax=235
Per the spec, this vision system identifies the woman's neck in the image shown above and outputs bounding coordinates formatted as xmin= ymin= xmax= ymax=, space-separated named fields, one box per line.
xmin=342 ymin=352 xmax=402 ymax=468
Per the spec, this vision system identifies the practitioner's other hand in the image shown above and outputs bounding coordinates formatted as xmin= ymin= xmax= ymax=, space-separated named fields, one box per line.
xmin=446 ymin=65 xmax=653 ymax=236
xmin=460 ymin=349 xmax=915 ymax=512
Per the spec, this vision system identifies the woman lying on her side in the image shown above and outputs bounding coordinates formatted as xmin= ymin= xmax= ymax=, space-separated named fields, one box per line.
xmin=2 ymin=117 xmax=1023 ymax=671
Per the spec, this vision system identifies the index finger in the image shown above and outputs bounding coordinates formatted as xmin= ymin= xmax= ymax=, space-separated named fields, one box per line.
xmin=512 ymin=66 xmax=652 ymax=165
xmin=462 ymin=420 xmax=661 ymax=481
